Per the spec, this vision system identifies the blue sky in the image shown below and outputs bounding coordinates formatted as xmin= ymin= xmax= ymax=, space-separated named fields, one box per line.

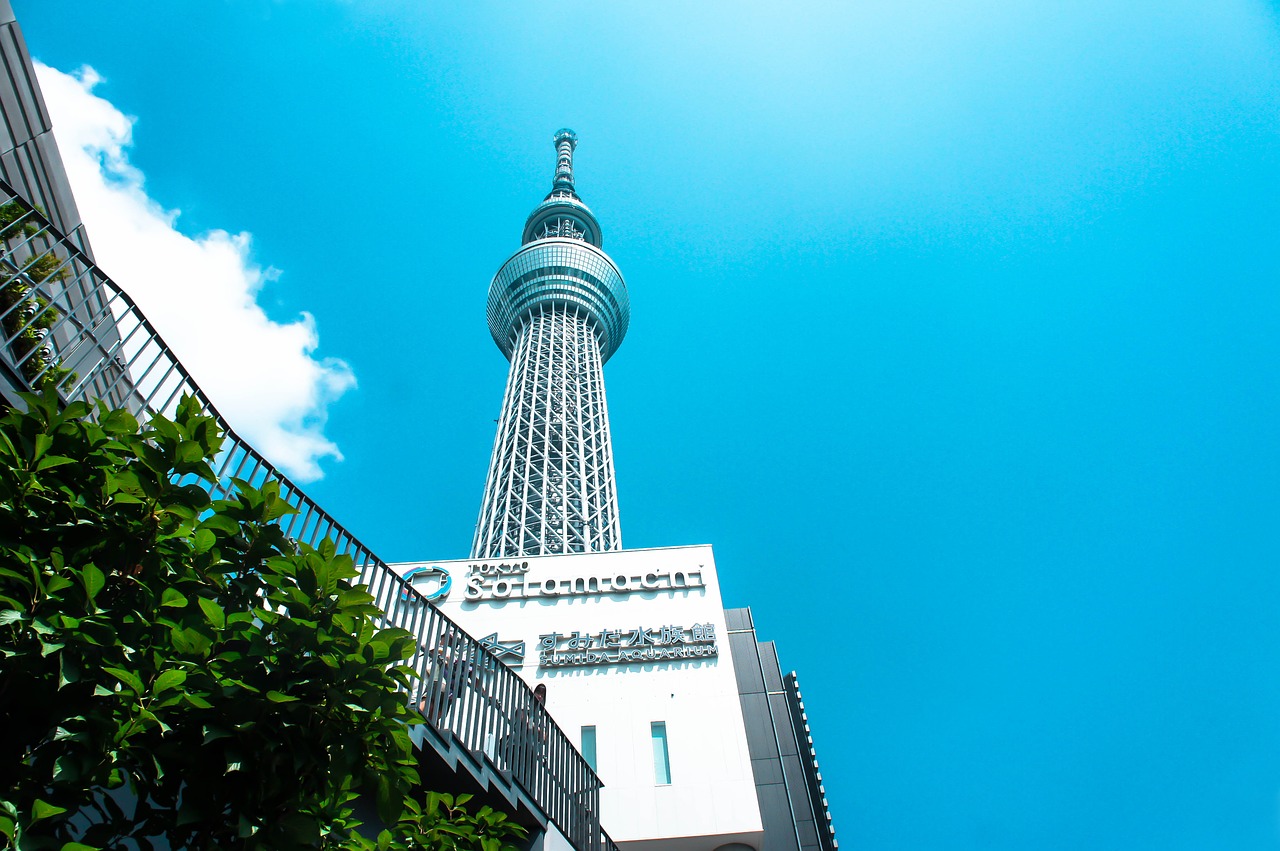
xmin=16 ymin=1 xmax=1280 ymax=847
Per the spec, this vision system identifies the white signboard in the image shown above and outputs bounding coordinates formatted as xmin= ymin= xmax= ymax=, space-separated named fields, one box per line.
xmin=461 ymin=560 xmax=705 ymax=602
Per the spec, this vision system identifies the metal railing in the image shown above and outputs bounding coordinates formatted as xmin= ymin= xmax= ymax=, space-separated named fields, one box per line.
xmin=0 ymin=180 xmax=616 ymax=851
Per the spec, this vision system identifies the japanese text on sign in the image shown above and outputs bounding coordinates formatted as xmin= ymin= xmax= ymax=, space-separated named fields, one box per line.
xmin=538 ymin=623 xmax=718 ymax=668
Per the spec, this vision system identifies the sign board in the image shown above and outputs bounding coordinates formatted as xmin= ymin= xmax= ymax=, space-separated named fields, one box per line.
xmin=538 ymin=623 xmax=718 ymax=669
xmin=462 ymin=561 xmax=705 ymax=602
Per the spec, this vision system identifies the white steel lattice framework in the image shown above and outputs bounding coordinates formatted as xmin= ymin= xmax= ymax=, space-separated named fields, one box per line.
xmin=473 ymin=130 xmax=631 ymax=558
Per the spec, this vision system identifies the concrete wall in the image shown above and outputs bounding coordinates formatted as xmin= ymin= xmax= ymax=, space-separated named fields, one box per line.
xmin=394 ymin=545 xmax=764 ymax=851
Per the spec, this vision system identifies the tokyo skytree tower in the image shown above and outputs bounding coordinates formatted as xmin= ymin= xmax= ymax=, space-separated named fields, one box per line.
xmin=472 ymin=130 xmax=630 ymax=558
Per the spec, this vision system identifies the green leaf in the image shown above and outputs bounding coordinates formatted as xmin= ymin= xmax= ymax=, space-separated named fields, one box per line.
xmin=153 ymin=669 xmax=187 ymax=694
xmin=160 ymin=588 xmax=187 ymax=608
xmin=82 ymin=563 xmax=105 ymax=602
xmin=198 ymin=514 xmax=239 ymax=536
xmin=192 ymin=528 xmax=215 ymax=554
xmin=100 ymin=407 xmax=139 ymax=436
xmin=61 ymin=842 xmax=101 ymax=850
xmin=52 ymin=755 xmax=81 ymax=783
xmin=46 ymin=575 xmax=72 ymax=595
xmin=148 ymin=414 xmax=180 ymax=443
xmin=197 ymin=596 xmax=225 ymax=630
xmin=170 ymin=627 xmax=211 ymax=656
xmin=374 ymin=772 xmax=400 ymax=825
xmin=36 ymin=454 xmax=75 ymax=471
xmin=174 ymin=440 xmax=203 ymax=465
xmin=103 ymin=666 xmax=145 ymax=695
xmin=0 ymin=609 xmax=23 ymax=626
xmin=134 ymin=442 xmax=170 ymax=474
xmin=30 ymin=798 xmax=67 ymax=824
xmin=265 ymin=690 xmax=298 ymax=703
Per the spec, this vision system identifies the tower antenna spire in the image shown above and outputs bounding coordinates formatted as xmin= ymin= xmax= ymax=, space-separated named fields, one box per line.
xmin=551 ymin=128 xmax=578 ymax=198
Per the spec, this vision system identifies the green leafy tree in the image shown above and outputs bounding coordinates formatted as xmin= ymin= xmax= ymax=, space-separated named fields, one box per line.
xmin=357 ymin=793 xmax=527 ymax=851
xmin=0 ymin=391 xmax=526 ymax=851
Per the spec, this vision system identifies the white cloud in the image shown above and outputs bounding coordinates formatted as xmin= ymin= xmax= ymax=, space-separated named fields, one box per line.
xmin=33 ymin=61 xmax=355 ymax=482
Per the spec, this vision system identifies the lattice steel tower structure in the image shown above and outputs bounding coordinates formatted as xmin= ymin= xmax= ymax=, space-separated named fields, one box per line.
xmin=472 ymin=130 xmax=630 ymax=558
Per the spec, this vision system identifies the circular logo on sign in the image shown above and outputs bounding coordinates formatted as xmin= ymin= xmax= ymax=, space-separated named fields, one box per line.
xmin=401 ymin=565 xmax=452 ymax=602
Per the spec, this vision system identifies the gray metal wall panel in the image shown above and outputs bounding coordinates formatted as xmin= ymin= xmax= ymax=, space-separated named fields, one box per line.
xmin=784 ymin=673 xmax=838 ymax=850
xmin=770 ymin=692 xmax=800 ymax=757
xmin=755 ymin=783 xmax=802 ymax=851
xmin=725 ymin=606 xmax=754 ymax=632
xmin=739 ymin=692 xmax=779 ymax=760
xmin=795 ymin=816 xmax=820 ymax=848
xmin=750 ymin=755 xmax=785 ymax=785
xmin=727 ymin=605 xmax=839 ymax=851
xmin=780 ymin=753 xmax=811 ymax=807
xmin=729 ymin=630 xmax=767 ymax=695
xmin=759 ymin=640 xmax=786 ymax=692
xmin=0 ymin=8 xmax=93 ymax=258
xmin=727 ymin=607 xmax=807 ymax=851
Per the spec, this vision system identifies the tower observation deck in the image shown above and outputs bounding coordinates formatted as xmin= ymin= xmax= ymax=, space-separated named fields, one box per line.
xmin=472 ymin=130 xmax=630 ymax=558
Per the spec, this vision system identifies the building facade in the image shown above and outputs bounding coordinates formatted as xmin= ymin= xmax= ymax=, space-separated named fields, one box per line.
xmin=398 ymin=547 xmax=764 ymax=851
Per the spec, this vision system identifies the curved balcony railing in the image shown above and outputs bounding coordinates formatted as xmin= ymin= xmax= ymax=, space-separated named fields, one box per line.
xmin=0 ymin=180 xmax=617 ymax=851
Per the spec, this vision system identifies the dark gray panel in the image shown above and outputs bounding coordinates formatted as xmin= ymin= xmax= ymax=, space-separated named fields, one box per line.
xmin=0 ymin=12 xmax=93 ymax=259
xmin=729 ymin=606 xmax=838 ymax=851
xmin=725 ymin=607 xmax=754 ymax=631
xmin=781 ymin=754 xmax=810 ymax=805
xmin=739 ymin=692 xmax=780 ymax=759
xmin=0 ymin=27 xmax=37 ymax=144
xmin=759 ymin=640 xmax=786 ymax=692
xmin=783 ymin=673 xmax=837 ymax=850
xmin=751 ymin=755 xmax=784 ymax=785
xmin=33 ymin=135 xmax=85 ymax=242
xmin=8 ymin=21 xmax=51 ymax=133
xmin=795 ymin=816 xmax=820 ymax=847
xmin=729 ymin=631 xmax=767 ymax=694
xmin=769 ymin=692 xmax=800 ymax=756
xmin=756 ymin=783 xmax=801 ymax=851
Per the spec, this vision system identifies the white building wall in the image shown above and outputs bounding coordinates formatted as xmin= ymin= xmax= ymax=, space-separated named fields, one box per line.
xmin=394 ymin=545 xmax=764 ymax=851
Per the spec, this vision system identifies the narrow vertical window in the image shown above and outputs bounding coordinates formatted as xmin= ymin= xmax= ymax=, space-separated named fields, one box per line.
xmin=651 ymin=722 xmax=671 ymax=785
xmin=583 ymin=721 xmax=596 ymax=767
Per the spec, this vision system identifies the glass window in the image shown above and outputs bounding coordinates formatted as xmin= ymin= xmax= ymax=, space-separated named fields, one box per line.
xmin=581 ymin=725 xmax=597 ymax=771
xmin=651 ymin=721 xmax=671 ymax=785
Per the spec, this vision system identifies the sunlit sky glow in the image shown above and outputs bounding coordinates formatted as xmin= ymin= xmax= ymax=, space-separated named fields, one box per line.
xmin=17 ymin=2 xmax=1280 ymax=848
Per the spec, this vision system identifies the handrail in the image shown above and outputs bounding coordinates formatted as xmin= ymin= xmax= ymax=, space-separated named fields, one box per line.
xmin=0 ymin=181 xmax=608 ymax=851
